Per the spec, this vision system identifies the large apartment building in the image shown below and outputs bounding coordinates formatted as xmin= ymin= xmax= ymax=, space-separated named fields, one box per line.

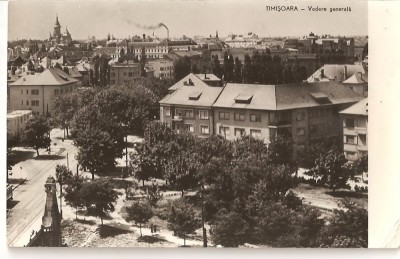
xmin=9 ymin=68 xmax=78 ymax=116
xmin=212 ymin=82 xmax=363 ymax=151
xmin=339 ymin=98 xmax=368 ymax=160
xmin=160 ymin=76 xmax=364 ymax=156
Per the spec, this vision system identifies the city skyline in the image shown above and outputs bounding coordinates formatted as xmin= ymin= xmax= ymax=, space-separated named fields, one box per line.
xmin=8 ymin=0 xmax=368 ymax=41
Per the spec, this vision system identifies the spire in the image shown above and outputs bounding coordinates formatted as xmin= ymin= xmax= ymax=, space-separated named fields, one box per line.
xmin=54 ymin=14 xmax=61 ymax=27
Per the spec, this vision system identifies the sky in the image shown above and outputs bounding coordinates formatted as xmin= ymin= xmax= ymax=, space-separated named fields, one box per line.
xmin=8 ymin=0 xmax=368 ymax=41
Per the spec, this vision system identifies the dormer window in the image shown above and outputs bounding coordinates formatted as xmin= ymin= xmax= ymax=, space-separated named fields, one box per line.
xmin=234 ymin=94 xmax=253 ymax=104
xmin=310 ymin=92 xmax=331 ymax=104
xmin=188 ymin=91 xmax=202 ymax=101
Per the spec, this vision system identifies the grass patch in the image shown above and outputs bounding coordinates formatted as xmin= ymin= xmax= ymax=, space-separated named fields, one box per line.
xmin=12 ymin=150 xmax=35 ymax=163
xmin=34 ymin=154 xmax=65 ymax=160
xmin=137 ymin=235 xmax=167 ymax=244
xmin=99 ymin=224 xmax=132 ymax=238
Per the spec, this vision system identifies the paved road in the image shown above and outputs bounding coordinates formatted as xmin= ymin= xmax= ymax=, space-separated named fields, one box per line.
xmin=7 ymin=128 xmax=79 ymax=247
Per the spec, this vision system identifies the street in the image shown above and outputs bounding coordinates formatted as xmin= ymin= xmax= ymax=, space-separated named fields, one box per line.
xmin=7 ymin=128 xmax=79 ymax=247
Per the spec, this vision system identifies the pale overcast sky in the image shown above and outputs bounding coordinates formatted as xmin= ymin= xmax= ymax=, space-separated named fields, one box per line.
xmin=8 ymin=0 xmax=368 ymax=40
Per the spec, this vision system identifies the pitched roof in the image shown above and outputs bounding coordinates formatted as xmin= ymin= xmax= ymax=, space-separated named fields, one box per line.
xmin=10 ymin=68 xmax=77 ymax=86
xmin=194 ymin=73 xmax=221 ymax=82
xmin=275 ymin=81 xmax=363 ymax=110
xmin=160 ymin=83 xmax=223 ymax=107
xmin=212 ymin=83 xmax=276 ymax=110
xmin=307 ymin=64 xmax=365 ymax=82
xmin=67 ymin=66 xmax=82 ymax=78
xmin=168 ymin=73 xmax=211 ymax=91
xmin=340 ymin=98 xmax=368 ymax=116
xmin=212 ymin=82 xmax=363 ymax=111
xmin=342 ymin=72 xmax=368 ymax=84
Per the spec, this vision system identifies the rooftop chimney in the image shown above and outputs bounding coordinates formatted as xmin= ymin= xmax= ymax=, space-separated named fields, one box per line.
xmin=321 ymin=68 xmax=324 ymax=78
xmin=344 ymin=65 xmax=348 ymax=80
xmin=143 ymin=34 xmax=146 ymax=42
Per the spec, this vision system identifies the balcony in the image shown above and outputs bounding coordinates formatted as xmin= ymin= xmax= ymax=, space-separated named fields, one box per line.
xmin=268 ymin=121 xmax=292 ymax=128
xmin=172 ymin=115 xmax=183 ymax=122
xmin=357 ymin=145 xmax=368 ymax=152
xmin=355 ymin=127 xmax=367 ymax=134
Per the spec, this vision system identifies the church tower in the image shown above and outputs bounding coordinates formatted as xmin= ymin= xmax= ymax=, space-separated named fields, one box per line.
xmin=53 ymin=14 xmax=61 ymax=38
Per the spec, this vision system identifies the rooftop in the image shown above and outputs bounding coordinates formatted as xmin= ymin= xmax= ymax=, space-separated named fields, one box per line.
xmin=160 ymin=83 xmax=223 ymax=107
xmin=168 ymin=73 xmax=219 ymax=91
xmin=10 ymin=68 xmax=78 ymax=86
xmin=7 ymin=110 xmax=32 ymax=119
xmin=212 ymin=81 xmax=363 ymax=111
xmin=339 ymin=98 xmax=368 ymax=116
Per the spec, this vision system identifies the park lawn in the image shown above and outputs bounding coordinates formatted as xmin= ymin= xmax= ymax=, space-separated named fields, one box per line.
xmin=293 ymin=183 xmax=368 ymax=213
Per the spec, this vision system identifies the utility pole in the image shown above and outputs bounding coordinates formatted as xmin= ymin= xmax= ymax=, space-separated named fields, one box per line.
xmin=66 ymin=153 xmax=69 ymax=170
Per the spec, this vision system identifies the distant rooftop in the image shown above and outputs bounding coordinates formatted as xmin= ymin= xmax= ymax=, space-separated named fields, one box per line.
xmin=7 ymin=110 xmax=32 ymax=119
xmin=10 ymin=68 xmax=78 ymax=86
xmin=340 ymin=98 xmax=368 ymax=116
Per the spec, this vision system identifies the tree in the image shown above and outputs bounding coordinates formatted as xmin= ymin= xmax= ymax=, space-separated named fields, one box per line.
xmin=319 ymin=200 xmax=367 ymax=247
xmin=234 ymin=57 xmax=242 ymax=83
xmin=22 ymin=116 xmax=51 ymax=156
xmin=140 ymin=46 xmax=147 ymax=77
xmin=64 ymin=175 xmax=85 ymax=219
xmin=211 ymin=55 xmax=221 ymax=78
xmin=53 ymin=92 xmax=80 ymax=138
xmin=80 ymin=178 xmax=119 ymax=225
xmin=55 ymin=164 xmax=73 ymax=217
xmin=173 ymin=56 xmax=191 ymax=81
xmin=223 ymin=52 xmax=234 ymax=82
xmin=130 ymin=143 xmax=156 ymax=187
xmin=268 ymin=135 xmax=293 ymax=165
xmin=146 ymin=184 xmax=163 ymax=207
xmin=307 ymin=147 xmax=352 ymax=192
xmin=7 ymin=148 xmax=17 ymax=183
xmin=210 ymin=209 xmax=249 ymax=247
xmin=125 ymin=201 xmax=154 ymax=236
xmin=167 ymin=199 xmax=201 ymax=246
xmin=75 ymin=127 xmax=123 ymax=180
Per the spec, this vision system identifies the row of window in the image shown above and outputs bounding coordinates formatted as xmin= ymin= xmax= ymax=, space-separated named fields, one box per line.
xmin=178 ymin=124 xmax=210 ymax=134
xmin=219 ymin=126 xmax=262 ymax=139
xmin=54 ymin=86 xmax=74 ymax=96
xmin=166 ymin=108 xmax=210 ymax=120
xmin=160 ymin=67 xmax=173 ymax=71
xmin=21 ymin=100 xmax=39 ymax=106
xmin=21 ymin=89 xmax=39 ymax=95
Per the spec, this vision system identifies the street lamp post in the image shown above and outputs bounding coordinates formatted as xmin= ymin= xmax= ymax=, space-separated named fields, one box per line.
xmin=201 ymin=184 xmax=208 ymax=247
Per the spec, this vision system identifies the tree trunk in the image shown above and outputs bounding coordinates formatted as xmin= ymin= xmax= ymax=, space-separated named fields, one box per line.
xmin=92 ymin=172 xmax=95 ymax=180
xmin=66 ymin=127 xmax=69 ymax=138
xmin=59 ymin=183 xmax=63 ymax=218
xmin=101 ymin=215 xmax=103 ymax=226
xmin=181 ymin=189 xmax=184 ymax=197
xmin=76 ymin=206 xmax=78 ymax=220
xmin=36 ymin=149 xmax=39 ymax=156
xmin=142 ymin=179 xmax=145 ymax=188
xmin=139 ymin=224 xmax=142 ymax=237
xmin=184 ymin=234 xmax=186 ymax=246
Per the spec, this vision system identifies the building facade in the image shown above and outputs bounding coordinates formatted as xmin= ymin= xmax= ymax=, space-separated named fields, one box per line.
xmin=160 ymin=79 xmax=364 ymax=158
xmin=147 ymin=59 xmax=174 ymax=79
xmin=7 ymin=110 xmax=32 ymax=139
xmin=109 ymin=62 xmax=141 ymax=86
xmin=340 ymin=99 xmax=368 ymax=160
xmin=160 ymin=73 xmax=224 ymax=137
xmin=9 ymin=68 xmax=78 ymax=116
